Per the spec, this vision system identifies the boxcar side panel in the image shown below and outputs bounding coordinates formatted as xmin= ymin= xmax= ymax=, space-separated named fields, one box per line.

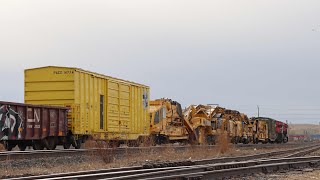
xmin=119 ymin=83 xmax=130 ymax=134
xmin=107 ymin=81 xmax=119 ymax=133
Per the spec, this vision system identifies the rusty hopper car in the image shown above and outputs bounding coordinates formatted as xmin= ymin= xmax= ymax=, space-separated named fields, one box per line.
xmin=25 ymin=66 xmax=150 ymax=148
xmin=0 ymin=101 xmax=68 ymax=151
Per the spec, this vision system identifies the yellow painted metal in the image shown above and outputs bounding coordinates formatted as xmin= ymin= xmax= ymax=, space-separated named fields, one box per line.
xmin=25 ymin=66 xmax=150 ymax=141
xmin=257 ymin=120 xmax=269 ymax=140
xmin=149 ymin=99 xmax=191 ymax=142
xmin=184 ymin=105 xmax=213 ymax=145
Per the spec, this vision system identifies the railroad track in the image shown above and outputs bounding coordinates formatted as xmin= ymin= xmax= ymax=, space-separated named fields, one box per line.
xmin=8 ymin=143 xmax=320 ymax=180
xmin=0 ymin=142 xmax=306 ymax=161
xmin=131 ymin=156 xmax=320 ymax=180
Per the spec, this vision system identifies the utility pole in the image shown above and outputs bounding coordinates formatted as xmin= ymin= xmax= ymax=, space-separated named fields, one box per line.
xmin=257 ymin=105 xmax=260 ymax=117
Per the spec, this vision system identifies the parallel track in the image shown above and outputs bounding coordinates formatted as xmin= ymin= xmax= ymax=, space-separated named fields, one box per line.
xmin=8 ymin=143 xmax=320 ymax=180
xmin=0 ymin=142 xmax=306 ymax=161
xmin=140 ymin=156 xmax=320 ymax=180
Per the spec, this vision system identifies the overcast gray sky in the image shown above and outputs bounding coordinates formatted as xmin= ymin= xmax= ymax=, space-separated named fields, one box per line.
xmin=1 ymin=0 xmax=320 ymax=124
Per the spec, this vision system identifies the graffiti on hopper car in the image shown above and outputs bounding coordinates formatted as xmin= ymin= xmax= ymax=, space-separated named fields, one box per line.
xmin=0 ymin=105 xmax=23 ymax=140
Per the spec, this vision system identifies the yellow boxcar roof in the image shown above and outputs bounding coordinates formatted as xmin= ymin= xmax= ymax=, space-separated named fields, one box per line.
xmin=25 ymin=66 xmax=150 ymax=88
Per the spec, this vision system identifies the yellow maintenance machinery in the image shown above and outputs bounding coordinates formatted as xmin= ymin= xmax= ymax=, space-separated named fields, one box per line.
xmin=221 ymin=109 xmax=251 ymax=144
xmin=188 ymin=105 xmax=254 ymax=145
xmin=149 ymin=99 xmax=196 ymax=144
xmin=241 ymin=113 xmax=254 ymax=143
xmin=210 ymin=106 xmax=229 ymax=144
xmin=207 ymin=106 xmax=244 ymax=144
xmin=250 ymin=118 xmax=269 ymax=144
xmin=184 ymin=105 xmax=214 ymax=145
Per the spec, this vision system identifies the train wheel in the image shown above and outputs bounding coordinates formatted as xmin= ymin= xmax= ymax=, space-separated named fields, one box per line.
xmin=108 ymin=141 xmax=120 ymax=148
xmin=206 ymin=136 xmax=215 ymax=145
xmin=63 ymin=136 xmax=72 ymax=149
xmin=33 ymin=142 xmax=44 ymax=150
xmin=127 ymin=141 xmax=139 ymax=147
xmin=45 ymin=138 xmax=57 ymax=150
xmin=5 ymin=142 xmax=14 ymax=151
xmin=63 ymin=142 xmax=71 ymax=149
xmin=180 ymin=140 xmax=189 ymax=146
xmin=232 ymin=137 xmax=238 ymax=144
xmin=75 ymin=139 xmax=82 ymax=149
xmin=18 ymin=143 xmax=27 ymax=151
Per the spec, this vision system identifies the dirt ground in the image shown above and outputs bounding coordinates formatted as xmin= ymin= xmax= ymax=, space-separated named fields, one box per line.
xmin=231 ymin=148 xmax=320 ymax=180
xmin=271 ymin=170 xmax=320 ymax=180
xmin=260 ymin=149 xmax=320 ymax=180
xmin=0 ymin=144 xmax=298 ymax=179
xmin=235 ymin=169 xmax=320 ymax=180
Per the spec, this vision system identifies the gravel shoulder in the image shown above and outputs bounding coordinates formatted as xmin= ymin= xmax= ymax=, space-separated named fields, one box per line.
xmin=0 ymin=144 xmax=305 ymax=179
xmin=230 ymin=148 xmax=320 ymax=180
xmin=232 ymin=169 xmax=320 ymax=180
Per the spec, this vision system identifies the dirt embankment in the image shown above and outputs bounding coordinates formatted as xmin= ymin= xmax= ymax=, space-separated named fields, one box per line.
xmin=0 ymin=139 xmax=299 ymax=179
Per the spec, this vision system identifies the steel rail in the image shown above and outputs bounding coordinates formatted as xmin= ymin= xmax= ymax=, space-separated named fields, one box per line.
xmin=192 ymin=144 xmax=320 ymax=166
xmin=0 ymin=141 xmax=307 ymax=154
xmin=284 ymin=146 xmax=320 ymax=158
xmin=0 ymin=142 xmax=305 ymax=161
xmin=1 ymin=145 xmax=216 ymax=161
xmin=107 ymin=157 xmax=320 ymax=180
xmin=141 ymin=158 xmax=320 ymax=180
xmin=8 ymin=144 xmax=320 ymax=180
xmin=14 ymin=156 xmax=320 ymax=180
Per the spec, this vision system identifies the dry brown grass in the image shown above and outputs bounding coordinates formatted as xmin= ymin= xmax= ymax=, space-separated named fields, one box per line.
xmin=84 ymin=135 xmax=236 ymax=167
xmin=83 ymin=139 xmax=116 ymax=164
xmin=0 ymin=144 xmax=5 ymax=151
xmin=0 ymin=134 xmax=299 ymax=179
xmin=215 ymin=133 xmax=230 ymax=155
xmin=0 ymin=144 xmax=293 ymax=179
xmin=96 ymin=143 xmax=235 ymax=167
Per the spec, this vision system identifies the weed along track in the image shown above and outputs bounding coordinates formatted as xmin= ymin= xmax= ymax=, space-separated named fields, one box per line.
xmin=0 ymin=142 xmax=308 ymax=161
xmin=7 ymin=144 xmax=320 ymax=180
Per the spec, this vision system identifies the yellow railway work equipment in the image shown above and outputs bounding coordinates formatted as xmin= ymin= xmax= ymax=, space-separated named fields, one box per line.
xmin=149 ymin=99 xmax=196 ymax=144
